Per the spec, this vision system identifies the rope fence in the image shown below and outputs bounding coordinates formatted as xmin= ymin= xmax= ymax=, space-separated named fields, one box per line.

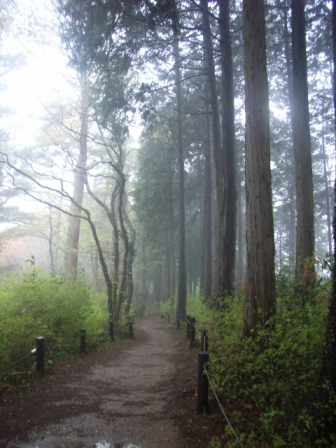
xmin=0 ymin=317 xmax=135 ymax=382
xmin=173 ymin=314 xmax=244 ymax=448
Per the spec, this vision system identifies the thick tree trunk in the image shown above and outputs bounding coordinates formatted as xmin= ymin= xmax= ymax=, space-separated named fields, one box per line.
xmin=67 ymin=69 xmax=88 ymax=273
xmin=201 ymin=0 xmax=224 ymax=303
xmin=291 ymin=0 xmax=315 ymax=280
xmin=219 ymin=0 xmax=237 ymax=296
xmin=243 ymin=0 xmax=275 ymax=335
xmin=311 ymin=2 xmax=336 ymax=441
xmin=320 ymin=0 xmax=336 ymax=405
xmin=171 ymin=0 xmax=187 ymax=322
xmin=284 ymin=6 xmax=296 ymax=268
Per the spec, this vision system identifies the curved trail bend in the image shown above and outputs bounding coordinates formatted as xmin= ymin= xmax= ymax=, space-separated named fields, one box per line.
xmin=0 ymin=317 xmax=197 ymax=448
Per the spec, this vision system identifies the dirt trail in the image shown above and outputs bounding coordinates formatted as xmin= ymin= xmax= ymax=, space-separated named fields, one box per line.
xmin=0 ymin=317 xmax=199 ymax=448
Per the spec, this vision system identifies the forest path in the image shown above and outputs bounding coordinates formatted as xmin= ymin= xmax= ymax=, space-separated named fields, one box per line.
xmin=0 ymin=317 xmax=199 ymax=448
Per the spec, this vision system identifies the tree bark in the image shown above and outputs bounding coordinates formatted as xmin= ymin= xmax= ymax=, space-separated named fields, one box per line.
xmin=67 ymin=68 xmax=88 ymax=274
xmin=201 ymin=101 xmax=212 ymax=301
xmin=284 ymin=6 xmax=296 ymax=268
xmin=291 ymin=0 xmax=315 ymax=280
xmin=171 ymin=0 xmax=187 ymax=322
xmin=200 ymin=0 xmax=224 ymax=304
xmin=219 ymin=0 xmax=237 ymax=296
xmin=243 ymin=0 xmax=275 ymax=335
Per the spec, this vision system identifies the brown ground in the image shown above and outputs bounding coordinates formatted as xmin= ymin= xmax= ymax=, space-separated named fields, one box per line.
xmin=0 ymin=317 xmax=224 ymax=448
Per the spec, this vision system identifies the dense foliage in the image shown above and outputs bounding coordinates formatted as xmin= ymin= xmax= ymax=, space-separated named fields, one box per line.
xmin=184 ymin=278 xmax=335 ymax=447
xmin=0 ymin=264 xmax=124 ymax=393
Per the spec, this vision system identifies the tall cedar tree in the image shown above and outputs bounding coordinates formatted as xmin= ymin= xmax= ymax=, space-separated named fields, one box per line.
xmin=312 ymin=0 xmax=336 ymax=442
xmin=171 ymin=0 xmax=187 ymax=322
xmin=200 ymin=0 xmax=223 ymax=303
xmin=243 ymin=0 xmax=275 ymax=335
xmin=219 ymin=0 xmax=237 ymax=296
xmin=291 ymin=0 xmax=315 ymax=281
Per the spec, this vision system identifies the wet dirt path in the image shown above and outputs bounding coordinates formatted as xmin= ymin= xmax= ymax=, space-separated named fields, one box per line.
xmin=0 ymin=318 xmax=195 ymax=448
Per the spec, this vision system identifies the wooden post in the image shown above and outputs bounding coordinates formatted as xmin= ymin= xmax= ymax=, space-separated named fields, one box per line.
xmin=128 ymin=320 xmax=134 ymax=338
xmin=186 ymin=315 xmax=191 ymax=339
xmin=197 ymin=351 xmax=209 ymax=414
xmin=201 ymin=329 xmax=208 ymax=351
xmin=109 ymin=320 xmax=114 ymax=341
xmin=36 ymin=336 xmax=44 ymax=374
xmin=189 ymin=317 xmax=196 ymax=348
xmin=80 ymin=328 xmax=86 ymax=354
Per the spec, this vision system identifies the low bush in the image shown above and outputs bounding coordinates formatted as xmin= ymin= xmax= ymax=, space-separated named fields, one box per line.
xmin=0 ymin=267 xmax=110 ymax=392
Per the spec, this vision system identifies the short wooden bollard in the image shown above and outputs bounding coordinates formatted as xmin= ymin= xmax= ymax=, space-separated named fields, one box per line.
xmin=128 ymin=320 xmax=134 ymax=338
xmin=109 ymin=320 xmax=114 ymax=341
xmin=197 ymin=351 xmax=209 ymax=414
xmin=167 ymin=314 xmax=170 ymax=324
xmin=189 ymin=317 xmax=196 ymax=348
xmin=36 ymin=336 xmax=45 ymax=374
xmin=186 ymin=315 xmax=191 ymax=339
xmin=201 ymin=329 xmax=208 ymax=351
xmin=80 ymin=328 xmax=86 ymax=354
xmin=177 ymin=318 xmax=180 ymax=330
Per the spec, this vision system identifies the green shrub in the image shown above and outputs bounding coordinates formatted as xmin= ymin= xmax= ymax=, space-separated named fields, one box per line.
xmin=208 ymin=288 xmax=330 ymax=447
xmin=0 ymin=267 xmax=111 ymax=392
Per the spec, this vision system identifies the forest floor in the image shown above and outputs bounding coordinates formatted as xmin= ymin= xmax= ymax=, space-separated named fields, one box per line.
xmin=0 ymin=317 xmax=224 ymax=448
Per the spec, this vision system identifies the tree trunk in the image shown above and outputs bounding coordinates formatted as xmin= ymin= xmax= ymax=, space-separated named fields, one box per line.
xmin=219 ymin=0 xmax=237 ymax=296
xmin=311 ymin=2 xmax=336 ymax=441
xmin=243 ymin=0 xmax=275 ymax=335
xmin=124 ymin=193 xmax=136 ymax=315
xmin=236 ymin=164 xmax=245 ymax=285
xmin=201 ymin=101 xmax=213 ymax=300
xmin=291 ymin=0 xmax=315 ymax=281
xmin=167 ymin=149 xmax=175 ymax=303
xmin=171 ymin=0 xmax=187 ymax=322
xmin=67 ymin=68 xmax=88 ymax=274
xmin=284 ymin=6 xmax=296 ymax=269
xmin=321 ymin=109 xmax=332 ymax=256
xmin=201 ymin=0 xmax=224 ymax=303
xmin=320 ymin=0 xmax=336 ymax=403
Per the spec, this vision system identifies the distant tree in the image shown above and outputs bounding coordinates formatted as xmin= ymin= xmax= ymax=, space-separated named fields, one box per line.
xmin=243 ymin=0 xmax=275 ymax=335
xmin=66 ymin=68 xmax=88 ymax=274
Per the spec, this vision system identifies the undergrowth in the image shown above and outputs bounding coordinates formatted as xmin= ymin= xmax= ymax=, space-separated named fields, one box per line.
xmin=186 ymin=277 xmax=336 ymax=447
xmin=0 ymin=267 xmax=116 ymax=393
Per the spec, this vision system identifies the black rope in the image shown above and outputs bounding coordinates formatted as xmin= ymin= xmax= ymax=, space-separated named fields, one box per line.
xmin=0 ymin=349 xmax=35 ymax=379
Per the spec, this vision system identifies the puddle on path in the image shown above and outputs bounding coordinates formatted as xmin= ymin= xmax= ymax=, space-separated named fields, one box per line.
xmin=96 ymin=442 xmax=141 ymax=448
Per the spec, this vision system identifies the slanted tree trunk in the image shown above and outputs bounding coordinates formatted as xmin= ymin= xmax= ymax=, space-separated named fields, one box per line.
xmin=219 ymin=0 xmax=237 ymax=296
xmin=243 ymin=0 xmax=275 ymax=335
xmin=67 ymin=68 xmax=88 ymax=274
xmin=291 ymin=0 xmax=315 ymax=281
